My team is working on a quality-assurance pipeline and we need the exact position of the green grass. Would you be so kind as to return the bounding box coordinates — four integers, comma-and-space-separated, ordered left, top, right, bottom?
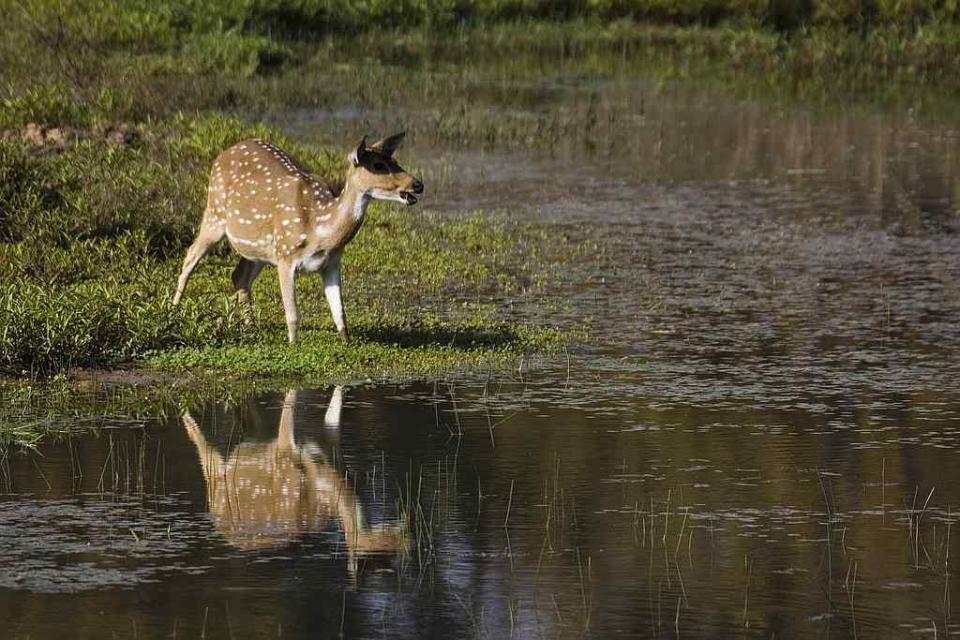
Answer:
0, 110, 566, 379
309, 20, 960, 114
149, 320, 559, 378
2, 6, 958, 382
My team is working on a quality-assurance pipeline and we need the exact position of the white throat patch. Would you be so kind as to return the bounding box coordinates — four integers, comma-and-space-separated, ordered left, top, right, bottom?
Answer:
352, 192, 370, 221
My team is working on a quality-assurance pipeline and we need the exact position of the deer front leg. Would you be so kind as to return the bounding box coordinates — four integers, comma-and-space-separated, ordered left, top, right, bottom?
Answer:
278, 261, 299, 343
323, 256, 348, 342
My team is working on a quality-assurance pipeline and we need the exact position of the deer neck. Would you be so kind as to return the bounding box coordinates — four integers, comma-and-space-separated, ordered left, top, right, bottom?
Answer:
312, 181, 370, 249
337, 182, 370, 224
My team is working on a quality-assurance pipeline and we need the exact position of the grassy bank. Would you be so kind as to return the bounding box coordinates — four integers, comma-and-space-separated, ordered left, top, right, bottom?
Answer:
0, 108, 567, 442
0, 111, 565, 377
2, 1, 959, 442
1, 3, 958, 380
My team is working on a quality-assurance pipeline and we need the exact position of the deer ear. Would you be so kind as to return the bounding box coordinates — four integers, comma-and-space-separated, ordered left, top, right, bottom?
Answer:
369, 131, 405, 157
349, 135, 368, 166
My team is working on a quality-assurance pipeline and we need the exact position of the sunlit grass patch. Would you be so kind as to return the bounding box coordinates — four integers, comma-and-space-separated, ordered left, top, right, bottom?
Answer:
148, 319, 560, 380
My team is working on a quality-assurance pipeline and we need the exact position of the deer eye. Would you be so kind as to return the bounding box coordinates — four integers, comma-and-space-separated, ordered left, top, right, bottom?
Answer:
373, 161, 388, 172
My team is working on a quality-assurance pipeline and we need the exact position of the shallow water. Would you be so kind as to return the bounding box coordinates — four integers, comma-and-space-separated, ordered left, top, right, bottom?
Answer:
4, 62, 960, 638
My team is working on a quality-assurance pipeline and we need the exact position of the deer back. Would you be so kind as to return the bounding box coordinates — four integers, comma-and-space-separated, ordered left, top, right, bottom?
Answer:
206, 139, 336, 264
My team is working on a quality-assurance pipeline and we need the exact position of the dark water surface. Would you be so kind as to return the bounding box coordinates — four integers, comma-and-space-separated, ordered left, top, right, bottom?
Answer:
3, 71, 960, 638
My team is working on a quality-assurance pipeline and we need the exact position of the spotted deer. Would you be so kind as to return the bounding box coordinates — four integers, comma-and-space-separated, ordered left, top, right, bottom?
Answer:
182, 388, 407, 573
172, 133, 423, 342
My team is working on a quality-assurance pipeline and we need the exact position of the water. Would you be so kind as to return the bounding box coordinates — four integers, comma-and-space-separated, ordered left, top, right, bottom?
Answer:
3, 64, 960, 638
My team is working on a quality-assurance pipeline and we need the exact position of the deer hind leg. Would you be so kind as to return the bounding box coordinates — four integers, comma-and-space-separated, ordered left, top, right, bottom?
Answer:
181, 411, 224, 480
231, 258, 265, 322
173, 223, 224, 305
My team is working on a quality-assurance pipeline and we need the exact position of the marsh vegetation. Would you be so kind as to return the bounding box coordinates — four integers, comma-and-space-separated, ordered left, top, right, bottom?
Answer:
2, 1, 957, 384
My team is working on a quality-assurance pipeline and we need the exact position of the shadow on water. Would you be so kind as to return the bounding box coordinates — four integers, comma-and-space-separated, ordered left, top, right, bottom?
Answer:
357, 324, 527, 349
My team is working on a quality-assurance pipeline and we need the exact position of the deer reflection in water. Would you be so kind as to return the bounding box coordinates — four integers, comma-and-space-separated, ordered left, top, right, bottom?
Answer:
182, 388, 406, 573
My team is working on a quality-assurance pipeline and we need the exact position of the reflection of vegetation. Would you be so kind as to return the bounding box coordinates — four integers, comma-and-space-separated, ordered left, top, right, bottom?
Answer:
3, 379, 959, 635
0, 373, 255, 446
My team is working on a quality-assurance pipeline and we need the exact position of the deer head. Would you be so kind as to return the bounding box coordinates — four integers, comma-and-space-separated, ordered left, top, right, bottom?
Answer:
347, 132, 423, 205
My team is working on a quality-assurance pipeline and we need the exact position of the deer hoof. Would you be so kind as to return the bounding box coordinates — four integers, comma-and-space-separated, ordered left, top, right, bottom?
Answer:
338, 328, 349, 343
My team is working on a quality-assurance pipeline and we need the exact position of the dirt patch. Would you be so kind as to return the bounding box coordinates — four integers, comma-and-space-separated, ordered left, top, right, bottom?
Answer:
2, 122, 138, 150
70, 368, 179, 390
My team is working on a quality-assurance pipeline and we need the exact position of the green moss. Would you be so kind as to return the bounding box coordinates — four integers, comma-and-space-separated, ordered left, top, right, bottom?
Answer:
0, 315, 562, 446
